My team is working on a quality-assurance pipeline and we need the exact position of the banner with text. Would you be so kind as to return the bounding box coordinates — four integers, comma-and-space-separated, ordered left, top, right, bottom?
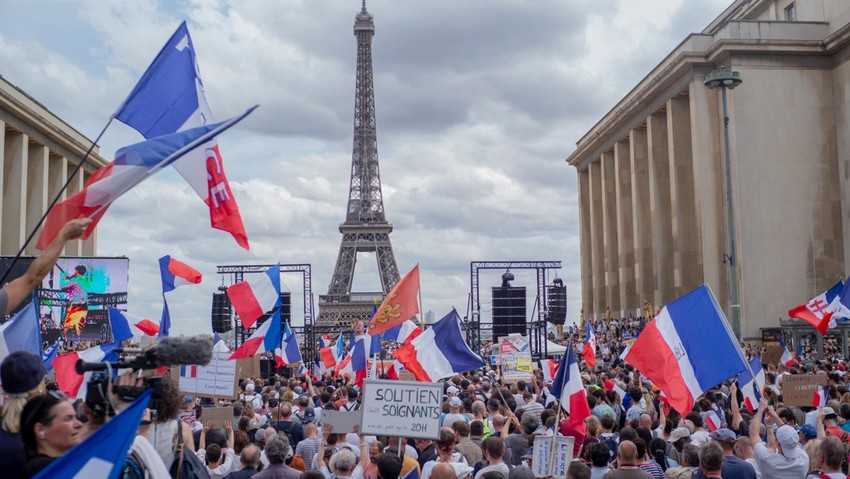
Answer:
500, 334, 533, 382
531, 435, 575, 479
360, 378, 442, 439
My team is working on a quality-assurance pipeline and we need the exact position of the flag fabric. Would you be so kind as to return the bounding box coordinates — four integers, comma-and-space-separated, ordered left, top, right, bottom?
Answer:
337, 336, 369, 388
320, 334, 333, 348
392, 309, 485, 382
213, 332, 230, 353
36, 108, 256, 250
228, 313, 282, 360
114, 21, 249, 249
226, 264, 281, 329
275, 323, 303, 367
778, 336, 795, 367
0, 301, 41, 364
179, 365, 198, 378
383, 320, 423, 344
320, 347, 337, 369
42, 340, 60, 373
788, 280, 844, 334
813, 386, 830, 409
735, 357, 764, 412
108, 308, 160, 341
621, 285, 748, 415
550, 343, 592, 435
368, 265, 420, 335
33, 389, 152, 479
334, 333, 346, 361
704, 410, 722, 432
582, 322, 597, 369
53, 342, 121, 398
539, 359, 559, 384
159, 255, 202, 293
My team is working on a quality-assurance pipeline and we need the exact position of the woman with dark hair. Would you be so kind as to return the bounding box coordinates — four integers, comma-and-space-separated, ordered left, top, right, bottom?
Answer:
19, 392, 83, 478
648, 437, 677, 471
140, 375, 195, 468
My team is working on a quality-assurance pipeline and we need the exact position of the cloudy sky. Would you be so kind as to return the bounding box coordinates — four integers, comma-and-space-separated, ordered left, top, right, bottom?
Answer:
0, 0, 731, 337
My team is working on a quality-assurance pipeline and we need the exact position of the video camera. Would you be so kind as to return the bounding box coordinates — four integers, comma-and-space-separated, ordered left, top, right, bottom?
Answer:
76, 336, 213, 417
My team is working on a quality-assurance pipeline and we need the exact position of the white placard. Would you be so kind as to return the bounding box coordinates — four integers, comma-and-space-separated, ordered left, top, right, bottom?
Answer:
360, 379, 443, 439
322, 410, 363, 433
551, 436, 575, 479
178, 352, 236, 397
531, 435, 575, 478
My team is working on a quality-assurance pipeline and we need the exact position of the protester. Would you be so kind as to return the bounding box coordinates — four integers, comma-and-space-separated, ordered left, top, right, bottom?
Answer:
255, 433, 301, 479
0, 351, 49, 477
224, 443, 262, 479
567, 461, 591, 479
749, 400, 808, 478
697, 442, 724, 479
19, 392, 84, 478
141, 375, 196, 468
605, 440, 652, 479
197, 420, 237, 478
475, 436, 509, 479
423, 430, 468, 479
806, 436, 845, 479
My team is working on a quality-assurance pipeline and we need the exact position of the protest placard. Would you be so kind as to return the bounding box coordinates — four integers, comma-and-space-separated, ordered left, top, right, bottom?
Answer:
531, 435, 575, 478
202, 406, 233, 428
322, 409, 363, 433
174, 352, 241, 399
499, 334, 533, 382
761, 346, 785, 366
781, 374, 828, 406
360, 378, 442, 439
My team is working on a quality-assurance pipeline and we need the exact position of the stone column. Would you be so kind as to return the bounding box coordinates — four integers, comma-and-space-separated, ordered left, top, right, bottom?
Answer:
630, 126, 655, 312
3, 130, 28, 253
667, 97, 702, 297
25, 143, 49, 255
601, 150, 620, 317
81, 171, 96, 256
64, 160, 85, 257
48, 154, 69, 255
588, 160, 605, 317
614, 139, 636, 316
578, 168, 593, 318
647, 112, 674, 307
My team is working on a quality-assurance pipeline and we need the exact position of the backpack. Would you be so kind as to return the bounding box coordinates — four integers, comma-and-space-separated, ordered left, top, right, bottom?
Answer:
169, 423, 210, 479
279, 421, 297, 449
342, 401, 360, 411
120, 450, 145, 479
598, 433, 618, 462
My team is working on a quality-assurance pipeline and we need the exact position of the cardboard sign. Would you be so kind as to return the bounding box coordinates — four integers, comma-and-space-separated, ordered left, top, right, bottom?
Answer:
499, 334, 533, 382
360, 379, 442, 439
398, 370, 416, 381
172, 353, 259, 400
202, 406, 233, 428
531, 435, 575, 478
322, 409, 363, 433
781, 374, 828, 406
761, 346, 786, 366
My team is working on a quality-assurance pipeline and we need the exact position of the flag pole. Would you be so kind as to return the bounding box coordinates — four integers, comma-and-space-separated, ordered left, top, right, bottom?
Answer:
0, 117, 115, 286
415, 263, 423, 328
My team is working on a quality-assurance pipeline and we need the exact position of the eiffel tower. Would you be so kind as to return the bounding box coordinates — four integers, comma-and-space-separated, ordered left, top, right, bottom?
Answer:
317, 1, 400, 328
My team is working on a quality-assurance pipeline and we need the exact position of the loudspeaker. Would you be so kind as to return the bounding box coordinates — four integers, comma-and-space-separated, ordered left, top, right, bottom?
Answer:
546, 283, 567, 325
259, 359, 277, 379
211, 291, 232, 333
492, 286, 526, 339
256, 292, 292, 328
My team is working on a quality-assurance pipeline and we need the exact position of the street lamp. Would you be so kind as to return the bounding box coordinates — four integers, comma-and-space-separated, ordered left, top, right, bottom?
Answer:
704, 66, 743, 339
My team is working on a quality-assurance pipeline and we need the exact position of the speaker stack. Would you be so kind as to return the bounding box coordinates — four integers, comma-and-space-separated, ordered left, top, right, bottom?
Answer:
491, 286, 526, 339
546, 279, 567, 326
211, 288, 232, 333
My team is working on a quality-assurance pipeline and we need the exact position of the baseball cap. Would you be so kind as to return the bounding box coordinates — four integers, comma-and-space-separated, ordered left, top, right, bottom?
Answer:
449, 397, 463, 408
823, 406, 837, 418
245, 383, 255, 392
0, 351, 46, 395
669, 427, 691, 442
776, 425, 800, 459
447, 386, 459, 396
304, 407, 316, 421
797, 424, 817, 440
709, 428, 736, 442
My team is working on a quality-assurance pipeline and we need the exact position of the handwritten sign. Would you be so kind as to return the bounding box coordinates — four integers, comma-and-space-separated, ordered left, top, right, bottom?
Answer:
781, 374, 828, 406
531, 435, 575, 478
499, 334, 533, 382
360, 378, 442, 439
322, 409, 362, 433
175, 352, 239, 399
202, 406, 233, 428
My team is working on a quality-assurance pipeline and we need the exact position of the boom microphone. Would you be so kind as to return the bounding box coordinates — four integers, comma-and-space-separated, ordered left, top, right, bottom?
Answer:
75, 336, 213, 375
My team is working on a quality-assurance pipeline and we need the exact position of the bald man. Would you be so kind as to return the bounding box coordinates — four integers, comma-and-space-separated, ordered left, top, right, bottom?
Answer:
431, 462, 456, 479
610, 441, 652, 479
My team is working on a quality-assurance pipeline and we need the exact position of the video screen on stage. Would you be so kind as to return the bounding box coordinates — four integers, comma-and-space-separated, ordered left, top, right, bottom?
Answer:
40, 257, 130, 342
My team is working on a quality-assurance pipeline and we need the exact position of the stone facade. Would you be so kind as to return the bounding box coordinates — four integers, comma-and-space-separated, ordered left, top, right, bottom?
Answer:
567, 0, 850, 340
0, 76, 106, 256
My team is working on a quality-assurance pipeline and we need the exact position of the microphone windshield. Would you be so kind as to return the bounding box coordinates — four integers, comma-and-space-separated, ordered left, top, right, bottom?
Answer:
147, 336, 213, 367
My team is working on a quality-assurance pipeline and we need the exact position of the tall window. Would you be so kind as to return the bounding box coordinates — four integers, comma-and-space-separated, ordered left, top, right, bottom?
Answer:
785, 2, 797, 21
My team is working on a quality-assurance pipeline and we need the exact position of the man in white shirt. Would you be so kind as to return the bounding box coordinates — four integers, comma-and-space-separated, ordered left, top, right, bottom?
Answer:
750, 401, 808, 478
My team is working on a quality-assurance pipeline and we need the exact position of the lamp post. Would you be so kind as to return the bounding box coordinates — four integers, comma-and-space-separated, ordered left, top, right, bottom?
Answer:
704, 66, 743, 339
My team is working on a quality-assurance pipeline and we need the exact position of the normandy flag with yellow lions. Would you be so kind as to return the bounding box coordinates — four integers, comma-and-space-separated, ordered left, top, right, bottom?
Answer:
367, 265, 420, 336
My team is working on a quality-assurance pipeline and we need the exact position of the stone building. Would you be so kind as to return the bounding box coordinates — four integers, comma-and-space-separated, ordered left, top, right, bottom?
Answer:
0, 75, 105, 256
566, 0, 850, 340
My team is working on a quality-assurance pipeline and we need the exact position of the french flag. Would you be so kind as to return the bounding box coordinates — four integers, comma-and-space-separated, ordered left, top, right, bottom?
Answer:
0, 301, 41, 365
622, 285, 748, 415
319, 334, 333, 348
227, 264, 280, 328
213, 332, 230, 352
275, 323, 303, 368
735, 357, 764, 412
228, 312, 282, 360
704, 410, 722, 432
551, 343, 592, 435
788, 280, 844, 334
813, 386, 830, 409
582, 322, 597, 369
115, 21, 249, 250
42, 340, 60, 373
159, 255, 202, 292
779, 336, 795, 367
36, 109, 256, 250
392, 309, 485, 382
53, 342, 121, 398
109, 308, 160, 341
180, 365, 198, 378
539, 359, 559, 384
382, 320, 423, 344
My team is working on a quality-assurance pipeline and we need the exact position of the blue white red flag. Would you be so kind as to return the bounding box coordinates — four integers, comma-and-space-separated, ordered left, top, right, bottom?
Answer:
275, 323, 303, 367
0, 300, 41, 366
622, 285, 748, 415
392, 309, 485, 382
36, 108, 256, 250
109, 308, 160, 341
813, 386, 830, 409
213, 332, 230, 352
159, 255, 202, 337
779, 336, 795, 367
582, 322, 597, 369
735, 357, 764, 412
789, 280, 844, 334
33, 389, 152, 479
52, 342, 121, 398
383, 320, 423, 345
42, 340, 60, 373
320, 334, 333, 348
551, 343, 592, 435
228, 309, 282, 361
704, 410, 722, 432
226, 264, 281, 329
115, 22, 249, 250
539, 359, 559, 384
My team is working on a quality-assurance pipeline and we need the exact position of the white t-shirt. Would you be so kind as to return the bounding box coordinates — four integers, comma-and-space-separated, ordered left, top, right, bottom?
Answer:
421, 454, 468, 479
753, 442, 808, 479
